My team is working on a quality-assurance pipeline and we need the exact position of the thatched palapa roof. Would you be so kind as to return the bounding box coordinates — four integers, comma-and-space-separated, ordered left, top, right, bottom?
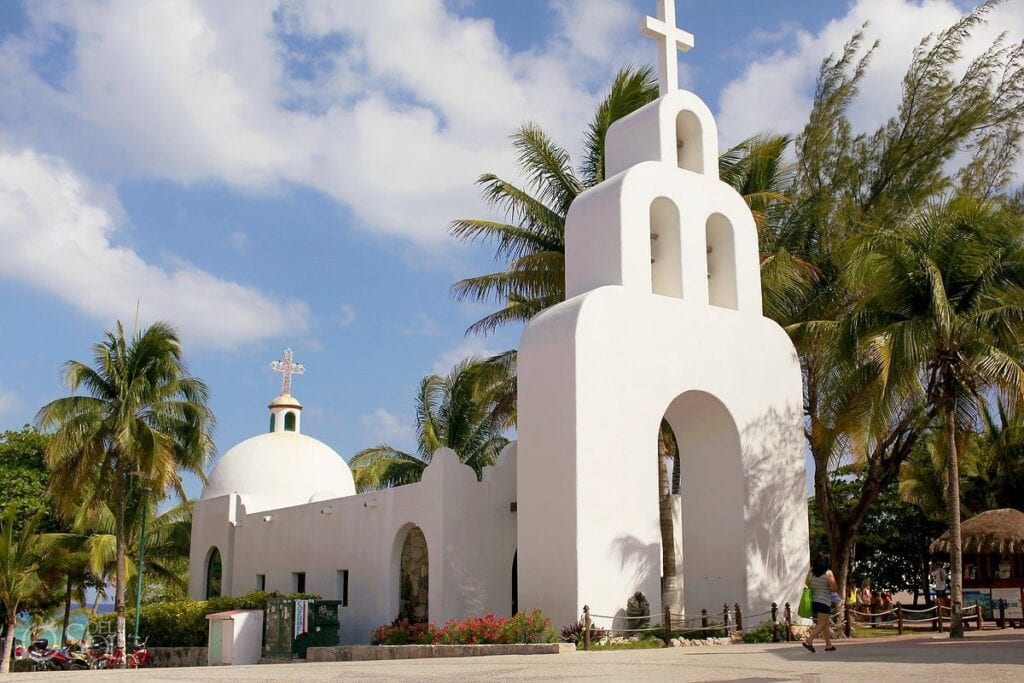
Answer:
931, 508, 1024, 555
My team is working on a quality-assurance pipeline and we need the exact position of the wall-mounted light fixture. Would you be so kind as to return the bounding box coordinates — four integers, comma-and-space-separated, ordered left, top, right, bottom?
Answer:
262, 515, 273, 523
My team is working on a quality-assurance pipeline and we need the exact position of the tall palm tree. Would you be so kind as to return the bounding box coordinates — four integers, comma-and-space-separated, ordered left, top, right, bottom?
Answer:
350, 358, 510, 491
449, 66, 658, 336
845, 195, 1024, 637
77, 499, 193, 605
36, 321, 214, 663
0, 507, 63, 674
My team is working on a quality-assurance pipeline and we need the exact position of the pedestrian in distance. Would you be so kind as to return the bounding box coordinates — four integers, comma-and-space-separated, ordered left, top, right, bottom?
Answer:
802, 554, 839, 653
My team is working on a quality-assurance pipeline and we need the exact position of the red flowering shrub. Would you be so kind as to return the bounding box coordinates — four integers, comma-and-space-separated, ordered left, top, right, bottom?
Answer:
371, 618, 438, 645
371, 609, 557, 645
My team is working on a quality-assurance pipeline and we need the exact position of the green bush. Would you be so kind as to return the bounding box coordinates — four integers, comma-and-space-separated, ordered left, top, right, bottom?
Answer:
88, 590, 319, 647
742, 620, 775, 644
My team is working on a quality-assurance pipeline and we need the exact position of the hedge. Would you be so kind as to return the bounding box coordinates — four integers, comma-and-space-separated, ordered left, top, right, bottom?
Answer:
372, 609, 558, 645
88, 590, 319, 647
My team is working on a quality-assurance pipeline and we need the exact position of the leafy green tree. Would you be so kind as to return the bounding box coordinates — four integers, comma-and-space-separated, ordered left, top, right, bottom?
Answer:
0, 427, 58, 532
36, 321, 215, 662
350, 358, 510, 491
846, 195, 1024, 636
780, 3, 1024, 601
0, 508, 64, 674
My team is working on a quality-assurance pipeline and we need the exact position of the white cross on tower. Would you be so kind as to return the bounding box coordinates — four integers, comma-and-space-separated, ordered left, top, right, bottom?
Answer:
641, 0, 694, 95
270, 348, 305, 396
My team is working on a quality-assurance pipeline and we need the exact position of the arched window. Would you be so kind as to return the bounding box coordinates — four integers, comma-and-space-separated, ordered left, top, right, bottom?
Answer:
650, 197, 682, 298
676, 110, 704, 174
284, 412, 296, 432
206, 548, 222, 599
706, 213, 738, 309
269, 414, 276, 433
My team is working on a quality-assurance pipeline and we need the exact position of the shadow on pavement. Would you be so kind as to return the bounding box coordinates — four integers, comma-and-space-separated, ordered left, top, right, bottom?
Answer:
767, 630, 1024, 666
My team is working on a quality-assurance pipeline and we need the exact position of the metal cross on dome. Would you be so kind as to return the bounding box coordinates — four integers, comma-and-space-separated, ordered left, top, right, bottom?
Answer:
641, 0, 694, 95
270, 348, 305, 396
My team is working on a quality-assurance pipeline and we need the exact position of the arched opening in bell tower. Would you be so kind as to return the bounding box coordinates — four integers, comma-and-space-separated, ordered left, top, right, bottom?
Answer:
660, 391, 746, 617
706, 213, 738, 310
649, 197, 682, 298
675, 110, 705, 174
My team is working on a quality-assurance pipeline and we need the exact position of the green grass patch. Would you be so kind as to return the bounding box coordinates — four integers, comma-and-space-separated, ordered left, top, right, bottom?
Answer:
850, 626, 901, 638
589, 638, 666, 651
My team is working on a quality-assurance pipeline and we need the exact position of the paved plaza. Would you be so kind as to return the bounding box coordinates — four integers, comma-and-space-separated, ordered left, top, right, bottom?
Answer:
14, 631, 1024, 682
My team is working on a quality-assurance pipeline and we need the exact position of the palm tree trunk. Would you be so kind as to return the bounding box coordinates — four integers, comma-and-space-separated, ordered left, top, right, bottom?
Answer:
659, 421, 681, 616
945, 403, 964, 638
1, 612, 16, 675
115, 493, 128, 667
61, 574, 73, 647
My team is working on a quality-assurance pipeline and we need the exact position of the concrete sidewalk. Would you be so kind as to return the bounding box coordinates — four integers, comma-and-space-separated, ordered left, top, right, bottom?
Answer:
13, 630, 1024, 682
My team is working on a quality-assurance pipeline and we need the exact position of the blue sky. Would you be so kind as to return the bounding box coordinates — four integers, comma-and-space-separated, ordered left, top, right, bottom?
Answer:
0, 0, 1020, 502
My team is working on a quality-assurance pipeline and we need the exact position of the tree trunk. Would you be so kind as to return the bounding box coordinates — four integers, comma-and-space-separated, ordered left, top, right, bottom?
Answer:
115, 494, 128, 667
659, 421, 682, 617
945, 403, 964, 638
61, 574, 73, 647
1, 612, 16, 675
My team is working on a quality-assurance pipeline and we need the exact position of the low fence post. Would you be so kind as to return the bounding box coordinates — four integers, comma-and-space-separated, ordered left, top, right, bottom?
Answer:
771, 602, 779, 643
663, 604, 672, 648
937, 603, 944, 633
974, 602, 982, 631
896, 603, 903, 635
735, 603, 743, 633
844, 602, 852, 637
583, 605, 591, 651
784, 602, 792, 642
722, 603, 730, 635
701, 609, 708, 630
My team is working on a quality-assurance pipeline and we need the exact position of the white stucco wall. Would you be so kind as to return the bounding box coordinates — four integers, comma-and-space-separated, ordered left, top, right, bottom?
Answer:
189, 447, 518, 644
516, 88, 809, 630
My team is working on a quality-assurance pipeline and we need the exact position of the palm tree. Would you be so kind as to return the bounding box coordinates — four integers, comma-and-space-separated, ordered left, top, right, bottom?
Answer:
36, 321, 214, 663
449, 66, 658, 335
350, 358, 510, 491
78, 499, 193, 606
0, 507, 63, 674
845, 195, 1024, 637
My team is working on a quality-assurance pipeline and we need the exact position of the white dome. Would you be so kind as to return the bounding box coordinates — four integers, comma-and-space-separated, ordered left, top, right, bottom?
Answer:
202, 431, 356, 502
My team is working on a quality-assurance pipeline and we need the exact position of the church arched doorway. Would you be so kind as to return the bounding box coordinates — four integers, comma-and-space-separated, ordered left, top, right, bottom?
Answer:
661, 390, 745, 617
397, 525, 428, 623
205, 547, 222, 599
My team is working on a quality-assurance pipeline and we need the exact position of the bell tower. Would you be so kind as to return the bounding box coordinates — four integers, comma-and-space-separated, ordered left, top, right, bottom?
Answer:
516, 0, 809, 629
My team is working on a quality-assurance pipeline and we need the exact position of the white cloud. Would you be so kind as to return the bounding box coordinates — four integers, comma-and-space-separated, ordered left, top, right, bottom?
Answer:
0, 0, 644, 243
0, 387, 17, 414
0, 149, 311, 349
229, 230, 250, 251
360, 408, 415, 449
431, 336, 498, 375
336, 303, 356, 327
716, 0, 1024, 154
402, 311, 441, 338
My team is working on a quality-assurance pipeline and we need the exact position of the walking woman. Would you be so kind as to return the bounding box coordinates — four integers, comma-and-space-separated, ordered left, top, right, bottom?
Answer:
802, 554, 838, 653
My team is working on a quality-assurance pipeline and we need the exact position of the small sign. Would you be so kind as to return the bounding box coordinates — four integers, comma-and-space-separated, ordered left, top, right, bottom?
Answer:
992, 588, 1024, 620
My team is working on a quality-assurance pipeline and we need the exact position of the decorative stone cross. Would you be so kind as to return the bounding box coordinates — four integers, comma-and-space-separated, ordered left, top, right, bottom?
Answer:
270, 348, 305, 396
641, 0, 694, 95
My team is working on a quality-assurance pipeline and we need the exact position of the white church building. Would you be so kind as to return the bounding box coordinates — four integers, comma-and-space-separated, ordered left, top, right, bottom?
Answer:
189, 0, 809, 644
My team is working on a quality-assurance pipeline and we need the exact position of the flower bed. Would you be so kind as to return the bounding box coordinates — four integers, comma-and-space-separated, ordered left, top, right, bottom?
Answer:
371, 609, 557, 646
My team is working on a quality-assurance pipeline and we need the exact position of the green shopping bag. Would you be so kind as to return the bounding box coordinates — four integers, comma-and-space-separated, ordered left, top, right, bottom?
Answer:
798, 587, 813, 619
